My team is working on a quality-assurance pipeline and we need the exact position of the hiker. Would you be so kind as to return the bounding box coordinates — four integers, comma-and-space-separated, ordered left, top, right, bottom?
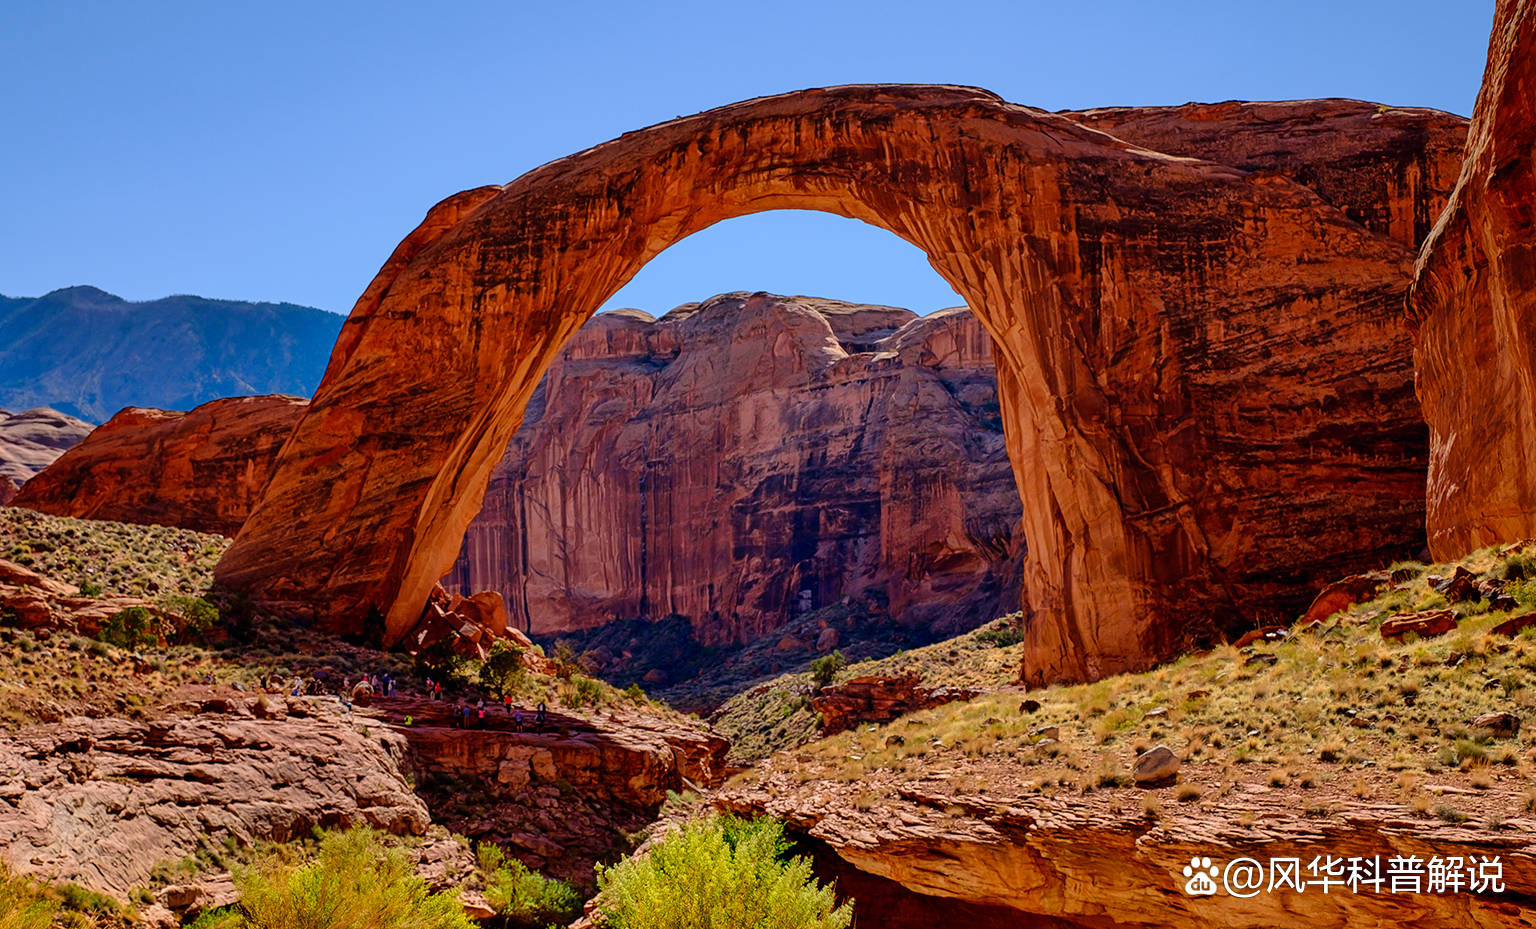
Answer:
426, 677, 436, 699
513, 708, 524, 732
476, 703, 486, 728
536, 701, 547, 728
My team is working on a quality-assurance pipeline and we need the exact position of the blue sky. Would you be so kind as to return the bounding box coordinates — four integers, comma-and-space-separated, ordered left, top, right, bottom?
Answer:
1, 1, 1495, 318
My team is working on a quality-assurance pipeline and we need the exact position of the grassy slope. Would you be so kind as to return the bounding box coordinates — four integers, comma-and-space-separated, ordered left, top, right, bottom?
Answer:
712, 615, 1024, 765
730, 541, 1536, 824
0, 507, 683, 728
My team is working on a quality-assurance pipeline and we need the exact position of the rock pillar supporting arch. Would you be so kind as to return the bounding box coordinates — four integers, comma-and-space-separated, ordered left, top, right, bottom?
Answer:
216, 85, 1436, 685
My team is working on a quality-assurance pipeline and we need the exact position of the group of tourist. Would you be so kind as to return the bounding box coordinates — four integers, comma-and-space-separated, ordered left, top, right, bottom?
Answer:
447, 696, 547, 730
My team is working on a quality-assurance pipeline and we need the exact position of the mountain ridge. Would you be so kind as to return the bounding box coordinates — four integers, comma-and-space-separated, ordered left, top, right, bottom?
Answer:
0, 286, 344, 422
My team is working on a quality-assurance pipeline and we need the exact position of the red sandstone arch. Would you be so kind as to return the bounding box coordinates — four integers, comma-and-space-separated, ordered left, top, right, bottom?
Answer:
215, 86, 1452, 685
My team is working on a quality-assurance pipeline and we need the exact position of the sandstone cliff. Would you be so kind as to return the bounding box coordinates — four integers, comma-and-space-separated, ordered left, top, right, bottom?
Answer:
442, 293, 1022, 646
1409, 0, 1536, 559
12, 396, 307, 537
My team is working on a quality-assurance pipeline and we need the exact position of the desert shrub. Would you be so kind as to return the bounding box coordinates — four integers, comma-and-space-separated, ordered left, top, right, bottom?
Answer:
1502, 553, 1536, 581
98, 605, 159, 650
232, 826, 472, 929
478, 640, 527, 698
975, 621, 1025, 648
559, 674, 605, 708
479, 850, 581, 928
165, 595, 220, 644
552, 640, 579, 679
809, 650, 847, 689
594, 815, 851, 929
0, 864, 56, 929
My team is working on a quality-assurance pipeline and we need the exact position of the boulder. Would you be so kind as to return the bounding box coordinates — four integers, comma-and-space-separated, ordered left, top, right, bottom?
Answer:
1300, 574, 1388, 627
1471, 712, 1520, 737
1132, 744, 1180, 785
1379, 609, 1459, 641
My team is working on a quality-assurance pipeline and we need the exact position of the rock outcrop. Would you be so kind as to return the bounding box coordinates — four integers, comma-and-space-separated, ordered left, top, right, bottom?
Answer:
443, 294, 1022, 644
0, 407, 93, 490
721, 772, 1536, 929
810, 674, 978, 735
0, 557, 160, 638
368, 695, 728, 884
1409, 0, 1536, 559
215, 86, 1464, 687
13, 396, 307, 536
0, 696, 428, 898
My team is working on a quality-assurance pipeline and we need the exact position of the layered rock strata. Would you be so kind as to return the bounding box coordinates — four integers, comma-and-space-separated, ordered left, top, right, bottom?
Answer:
0, 696, 428, 897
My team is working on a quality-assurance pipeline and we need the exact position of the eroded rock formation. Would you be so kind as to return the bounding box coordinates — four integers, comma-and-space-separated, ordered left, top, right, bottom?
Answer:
370, 695, 729, 884
443, 293, 1022, 645
0, 407, 93, 493
0, 696, 428, 897
13, 396, 307, 536
215, 87, 1464, 686
1409, 0, 1536, 559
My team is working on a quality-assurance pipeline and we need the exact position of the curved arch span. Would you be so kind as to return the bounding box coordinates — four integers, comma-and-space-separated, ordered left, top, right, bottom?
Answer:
216, 85, 1439, 684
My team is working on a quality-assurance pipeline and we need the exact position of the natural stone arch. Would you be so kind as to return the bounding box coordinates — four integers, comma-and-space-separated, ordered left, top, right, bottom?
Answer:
216, 85, 1437, 685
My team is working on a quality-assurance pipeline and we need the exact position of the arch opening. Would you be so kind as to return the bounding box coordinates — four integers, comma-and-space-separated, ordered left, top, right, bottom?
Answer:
216, 86, 1441, 686
440, 279, 1024, 698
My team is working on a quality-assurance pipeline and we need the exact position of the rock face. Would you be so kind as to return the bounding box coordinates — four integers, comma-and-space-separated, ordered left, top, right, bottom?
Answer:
13, 396, 307, 536
215, 87, 1465, 687
0, 696, 428, 897
0, 407, 94, 489
1409, 0, 1536, 559
443, 294, 1022, 645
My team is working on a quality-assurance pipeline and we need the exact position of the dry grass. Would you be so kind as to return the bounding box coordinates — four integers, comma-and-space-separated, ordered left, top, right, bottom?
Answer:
731, 542, 1536, 820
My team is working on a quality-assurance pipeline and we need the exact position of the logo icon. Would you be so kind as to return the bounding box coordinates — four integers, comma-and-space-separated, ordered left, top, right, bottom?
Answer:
1183, 856, 1221, 896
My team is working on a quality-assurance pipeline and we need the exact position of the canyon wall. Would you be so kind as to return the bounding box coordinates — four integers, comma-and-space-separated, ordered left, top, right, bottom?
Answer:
1409, 0, 1536, 559
441, 294, 1022, 644
214, 87, 1460, 685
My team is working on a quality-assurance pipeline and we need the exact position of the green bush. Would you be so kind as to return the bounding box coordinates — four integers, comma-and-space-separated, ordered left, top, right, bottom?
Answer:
594, 815, 851, 929
809, 651, 846, 689
478, 845, 581, 929
478, 640, 527, 698
231, 826, 473, 929
98, 605, 159, 650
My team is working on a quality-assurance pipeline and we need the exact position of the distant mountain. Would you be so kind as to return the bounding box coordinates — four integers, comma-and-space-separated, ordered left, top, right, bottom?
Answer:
0, 286, 345, 422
